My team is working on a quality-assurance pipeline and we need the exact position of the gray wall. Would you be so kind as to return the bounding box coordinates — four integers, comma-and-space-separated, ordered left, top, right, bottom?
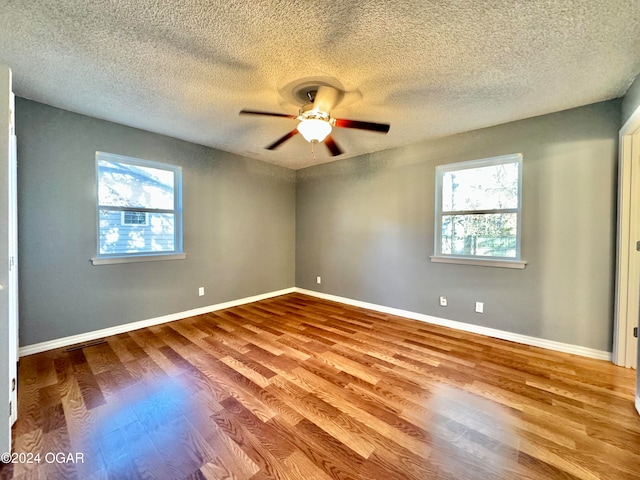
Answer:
16, 97, 624, 352
622, 73, 640, 125
16, 98, 296, 346
296, 100, 621, 352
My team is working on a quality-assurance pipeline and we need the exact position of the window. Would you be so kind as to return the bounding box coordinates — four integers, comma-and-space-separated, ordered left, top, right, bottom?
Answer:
92, 152, 185, 265
432, 153, 524, 268
121, 211, 148, 226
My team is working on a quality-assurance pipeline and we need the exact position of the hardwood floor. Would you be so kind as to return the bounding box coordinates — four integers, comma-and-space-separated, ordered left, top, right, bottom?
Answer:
1, 293, 639, 479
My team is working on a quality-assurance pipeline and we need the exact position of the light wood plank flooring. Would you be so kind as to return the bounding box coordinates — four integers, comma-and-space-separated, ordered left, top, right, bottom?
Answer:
1, 293, 639, 479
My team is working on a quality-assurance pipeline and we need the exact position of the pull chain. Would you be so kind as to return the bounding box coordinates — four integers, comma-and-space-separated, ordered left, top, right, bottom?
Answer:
311, 140, 317, 162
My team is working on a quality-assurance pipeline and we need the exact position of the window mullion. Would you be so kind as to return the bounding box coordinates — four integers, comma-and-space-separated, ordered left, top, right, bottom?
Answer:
98, 205, 175, 214
441, 208, 519, 216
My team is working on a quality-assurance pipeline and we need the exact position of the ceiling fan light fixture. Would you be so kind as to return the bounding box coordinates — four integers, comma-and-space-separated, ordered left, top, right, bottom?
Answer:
297, 119, 332, 143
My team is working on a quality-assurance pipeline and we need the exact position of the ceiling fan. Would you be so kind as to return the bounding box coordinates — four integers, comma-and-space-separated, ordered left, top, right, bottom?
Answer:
239, 85, 390, 156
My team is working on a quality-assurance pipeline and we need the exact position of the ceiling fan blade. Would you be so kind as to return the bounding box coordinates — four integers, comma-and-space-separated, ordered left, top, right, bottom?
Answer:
312, 85, 342, 113
334, 118, 390, 133
240, 109, 297, 119
266, 129, 299, 150
324, 135, 343, 156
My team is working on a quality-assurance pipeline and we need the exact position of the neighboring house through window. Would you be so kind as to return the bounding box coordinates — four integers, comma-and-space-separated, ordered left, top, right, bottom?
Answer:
432, 153, 525, 268
91, 152, 185, 265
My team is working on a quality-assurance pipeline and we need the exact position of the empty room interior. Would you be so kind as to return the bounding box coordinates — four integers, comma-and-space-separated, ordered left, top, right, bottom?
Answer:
1, 1, 640, 479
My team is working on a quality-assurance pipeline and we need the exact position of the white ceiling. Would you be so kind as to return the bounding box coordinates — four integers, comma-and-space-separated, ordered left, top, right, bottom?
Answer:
0, 1, 639, 170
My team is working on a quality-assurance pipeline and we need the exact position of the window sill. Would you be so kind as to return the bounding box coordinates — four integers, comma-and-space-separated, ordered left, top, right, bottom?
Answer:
430, 256, 526, 269
91, 252, 187, 265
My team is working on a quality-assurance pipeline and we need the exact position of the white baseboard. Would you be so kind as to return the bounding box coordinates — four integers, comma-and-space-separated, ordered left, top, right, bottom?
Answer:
295, 288, 612, 362
636, 396, 640, 416
20, 286, 612, 362
19, 287, 296, 357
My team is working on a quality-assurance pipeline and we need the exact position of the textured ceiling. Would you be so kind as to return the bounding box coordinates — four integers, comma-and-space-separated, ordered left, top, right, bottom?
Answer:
0, 1, 639, 169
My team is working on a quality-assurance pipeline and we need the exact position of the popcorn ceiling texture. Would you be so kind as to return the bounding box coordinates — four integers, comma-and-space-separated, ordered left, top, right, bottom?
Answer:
0, 0, 638, 169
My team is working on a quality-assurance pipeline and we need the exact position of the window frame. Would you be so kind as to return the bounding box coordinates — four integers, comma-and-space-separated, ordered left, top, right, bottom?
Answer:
91, 151, 186, 265
431, 153, 525, 269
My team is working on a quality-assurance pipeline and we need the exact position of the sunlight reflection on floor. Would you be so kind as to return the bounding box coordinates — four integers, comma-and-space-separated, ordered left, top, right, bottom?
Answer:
426, 385, 517, 478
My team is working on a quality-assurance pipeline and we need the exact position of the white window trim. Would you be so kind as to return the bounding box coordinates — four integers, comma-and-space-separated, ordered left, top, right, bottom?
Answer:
431, 153, 525, 268
92, 151, 185, 265
91, 252, 187, 266
430, 255, 526, 269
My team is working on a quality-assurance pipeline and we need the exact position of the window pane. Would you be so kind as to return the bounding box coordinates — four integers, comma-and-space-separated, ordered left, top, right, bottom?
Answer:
99, 211, 175, 254
441, 213, 517, 257
442, 162, 519, 212
98, 160, 174, 209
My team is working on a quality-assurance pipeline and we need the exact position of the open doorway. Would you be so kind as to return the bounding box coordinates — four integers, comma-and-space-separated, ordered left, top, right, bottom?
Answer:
612, 97, 640, 414
613, 108, 640, 368
614, 105, 640, 371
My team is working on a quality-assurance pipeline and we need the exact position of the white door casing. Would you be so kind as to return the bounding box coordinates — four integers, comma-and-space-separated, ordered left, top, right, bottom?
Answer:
8, 90, 17, 427
0, 65, 16, 455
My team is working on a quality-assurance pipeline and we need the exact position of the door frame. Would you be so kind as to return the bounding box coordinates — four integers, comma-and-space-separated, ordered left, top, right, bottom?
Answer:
8, 91, 17, 426
0, 65, 16, 455
614, 104, 640, 367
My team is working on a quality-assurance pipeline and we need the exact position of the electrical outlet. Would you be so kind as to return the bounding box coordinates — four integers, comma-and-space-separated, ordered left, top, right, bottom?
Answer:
475, 301, 484, 313
316, 276, 322, 284
439, 296, 448, 307
198, 287, 205, 296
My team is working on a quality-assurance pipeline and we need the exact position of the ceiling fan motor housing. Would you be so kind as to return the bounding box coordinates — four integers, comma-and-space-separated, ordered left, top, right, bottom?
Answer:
299, 103, 331, 123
